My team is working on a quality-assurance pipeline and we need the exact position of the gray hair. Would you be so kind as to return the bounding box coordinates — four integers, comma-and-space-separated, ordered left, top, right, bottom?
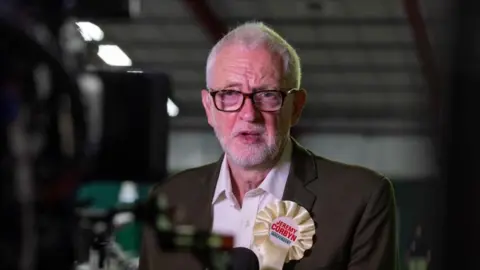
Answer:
205, 21, 302, 89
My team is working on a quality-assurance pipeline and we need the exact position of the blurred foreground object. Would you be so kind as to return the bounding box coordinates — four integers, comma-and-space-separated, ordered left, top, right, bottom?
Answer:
0, 0, 139, 269
1, 1, 239, 270
442, 0, 480, 269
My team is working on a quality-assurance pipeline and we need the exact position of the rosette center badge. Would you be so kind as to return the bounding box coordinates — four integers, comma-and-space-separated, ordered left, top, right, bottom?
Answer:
270, 217, 298, 246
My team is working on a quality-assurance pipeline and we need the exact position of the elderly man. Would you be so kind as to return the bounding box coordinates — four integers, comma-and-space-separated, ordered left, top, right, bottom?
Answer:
139, 22, 398, 270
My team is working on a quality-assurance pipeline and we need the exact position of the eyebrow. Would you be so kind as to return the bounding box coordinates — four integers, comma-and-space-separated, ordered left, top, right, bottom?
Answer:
220, 82, 278, 90
221, 82, 243, 89
252, 85, 277, 91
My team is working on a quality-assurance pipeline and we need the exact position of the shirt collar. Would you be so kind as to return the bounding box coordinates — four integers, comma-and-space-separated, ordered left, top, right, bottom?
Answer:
211, 138, 293, 204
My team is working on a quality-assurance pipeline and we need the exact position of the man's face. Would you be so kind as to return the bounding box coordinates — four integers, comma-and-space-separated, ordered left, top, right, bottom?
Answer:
201, 44, 306, 168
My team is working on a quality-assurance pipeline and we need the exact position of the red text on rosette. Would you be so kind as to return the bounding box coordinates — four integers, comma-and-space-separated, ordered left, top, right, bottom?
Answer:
270, 220, 298, 242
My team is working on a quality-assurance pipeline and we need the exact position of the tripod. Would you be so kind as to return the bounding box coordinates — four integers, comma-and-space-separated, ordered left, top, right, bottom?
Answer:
75, 204, 139, 270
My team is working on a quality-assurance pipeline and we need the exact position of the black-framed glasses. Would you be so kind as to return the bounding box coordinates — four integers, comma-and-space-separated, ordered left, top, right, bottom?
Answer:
208, 88, 300, 112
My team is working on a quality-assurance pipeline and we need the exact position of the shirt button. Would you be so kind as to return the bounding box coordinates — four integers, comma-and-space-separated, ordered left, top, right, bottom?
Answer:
245, 220, 250, 227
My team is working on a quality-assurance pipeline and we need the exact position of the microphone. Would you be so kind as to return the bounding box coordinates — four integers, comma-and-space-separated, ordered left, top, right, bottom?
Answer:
228, 247, 259, 270
250, 200, 316, 270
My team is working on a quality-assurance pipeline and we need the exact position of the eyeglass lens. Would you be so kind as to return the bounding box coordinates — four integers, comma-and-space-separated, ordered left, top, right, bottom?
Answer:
214, 90, 283, 111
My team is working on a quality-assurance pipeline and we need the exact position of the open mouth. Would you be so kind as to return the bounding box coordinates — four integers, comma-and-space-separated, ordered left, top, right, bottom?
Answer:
237, 131, 262, 143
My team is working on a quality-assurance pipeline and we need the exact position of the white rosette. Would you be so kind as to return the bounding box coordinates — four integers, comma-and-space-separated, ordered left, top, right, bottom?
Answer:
250, 200, 315, 270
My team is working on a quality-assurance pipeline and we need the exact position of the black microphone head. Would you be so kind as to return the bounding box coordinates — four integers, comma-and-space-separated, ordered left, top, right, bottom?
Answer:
229, 247, 260, 270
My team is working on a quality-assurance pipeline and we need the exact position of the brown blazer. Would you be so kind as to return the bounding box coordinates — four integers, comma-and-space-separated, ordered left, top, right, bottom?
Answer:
139, 139, 399, 270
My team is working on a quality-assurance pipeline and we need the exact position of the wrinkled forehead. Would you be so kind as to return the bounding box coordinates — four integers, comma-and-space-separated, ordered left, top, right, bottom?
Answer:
209, 44, 286, 89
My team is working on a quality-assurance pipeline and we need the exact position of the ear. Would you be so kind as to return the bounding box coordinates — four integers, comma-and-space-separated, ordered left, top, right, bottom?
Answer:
290, 88, 307, 126
201, 89, 215, 127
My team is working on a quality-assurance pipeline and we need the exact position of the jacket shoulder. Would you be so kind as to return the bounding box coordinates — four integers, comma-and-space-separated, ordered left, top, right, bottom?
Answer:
312, 153, 393, 198
148, 162, 218, 197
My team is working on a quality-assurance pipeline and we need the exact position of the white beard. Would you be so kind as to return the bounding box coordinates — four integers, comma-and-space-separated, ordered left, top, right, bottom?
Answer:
215, 128, 285, 168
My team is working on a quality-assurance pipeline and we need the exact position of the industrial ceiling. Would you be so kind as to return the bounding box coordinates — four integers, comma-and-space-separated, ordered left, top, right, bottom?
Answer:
93, 0, 441, 134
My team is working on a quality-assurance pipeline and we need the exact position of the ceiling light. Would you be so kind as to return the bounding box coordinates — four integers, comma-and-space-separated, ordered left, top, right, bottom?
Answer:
76, 21, 104, 42
97, 45, 132, 66
167, 98, 179, 117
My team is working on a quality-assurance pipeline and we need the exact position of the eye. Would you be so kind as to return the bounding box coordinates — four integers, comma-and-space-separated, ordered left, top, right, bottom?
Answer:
260, 92, 277, 97
256, 91, 281, 99
221, 90, 239, 96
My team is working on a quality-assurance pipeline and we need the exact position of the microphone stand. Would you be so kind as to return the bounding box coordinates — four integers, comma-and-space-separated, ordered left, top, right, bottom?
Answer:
76, 200, 235, 270
76, 205, 137, 270
89, 226, 109, 270
87, 234, 137, 270
76, 207, 115, 270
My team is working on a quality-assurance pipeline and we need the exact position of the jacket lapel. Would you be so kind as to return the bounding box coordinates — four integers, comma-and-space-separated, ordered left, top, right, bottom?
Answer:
282, 138, 317, 213
195, 156, 222, 231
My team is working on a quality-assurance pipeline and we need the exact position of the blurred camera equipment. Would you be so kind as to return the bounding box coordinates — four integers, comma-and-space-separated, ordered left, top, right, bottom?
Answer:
0, 1, 237, 270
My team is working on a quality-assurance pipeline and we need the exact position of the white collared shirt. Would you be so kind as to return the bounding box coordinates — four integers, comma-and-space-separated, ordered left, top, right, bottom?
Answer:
211, 139, 293, 248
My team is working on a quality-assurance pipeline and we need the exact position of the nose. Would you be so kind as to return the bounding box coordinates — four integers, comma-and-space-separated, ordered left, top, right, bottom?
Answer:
239, 96, 259, 122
